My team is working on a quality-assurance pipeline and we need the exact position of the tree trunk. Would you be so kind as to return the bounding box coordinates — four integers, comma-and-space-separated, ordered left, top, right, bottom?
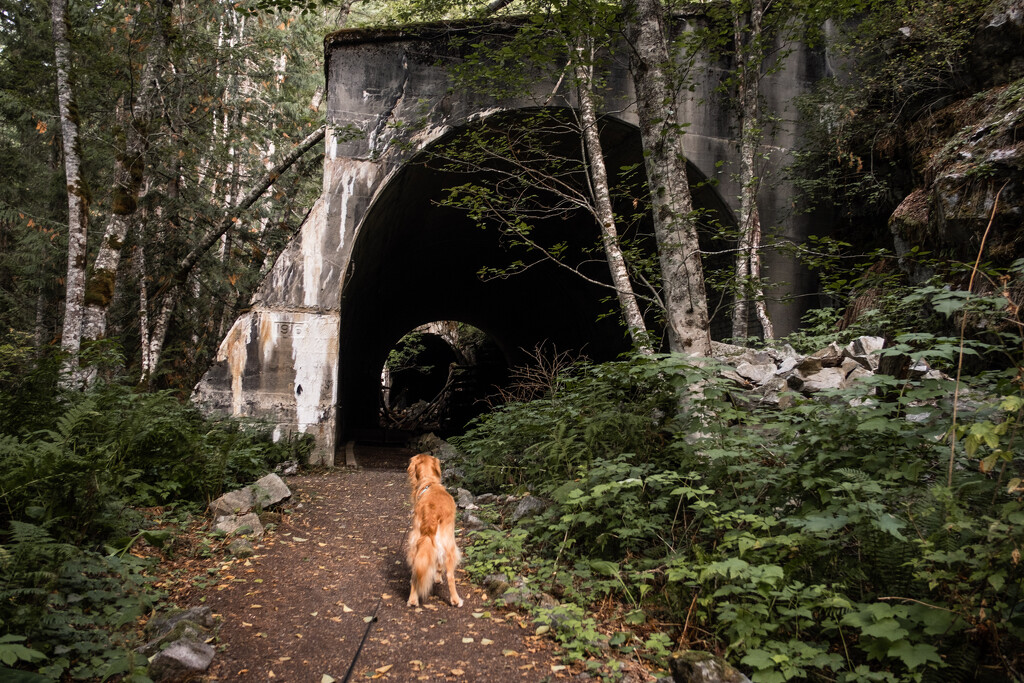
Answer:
81, 1, 169, 350
730, 0, 773, 341
51, 0, 89, 388
576, 55, 652, 354
622, 0, 711, 356
141, 123, 327, 381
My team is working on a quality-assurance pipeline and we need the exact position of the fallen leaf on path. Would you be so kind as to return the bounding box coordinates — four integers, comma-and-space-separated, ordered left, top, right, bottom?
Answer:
293, 537, 308, 542
321, 675, 335, 683
481, 638, 493, 646
375, 665, 393, 674
363, 616, 374, 623
381, 593, 391, 599
268, 671, 276, 678
409, 660, 423, 671
278, 657, 291, 662
451, 669, 464, 676
551, 665, 566, 672
311, 611, 318, 617
535, 625, 550, 635
241, 622, 253, 627
462, 637, 474, 643
502, 650, 518, 657
342, 604, 353, 612
250, 604, 262, 608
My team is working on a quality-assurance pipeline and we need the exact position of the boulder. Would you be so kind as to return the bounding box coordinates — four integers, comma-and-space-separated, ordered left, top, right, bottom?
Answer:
669, 651, 752, 683
250, 473, 291, 509
455, 488, 476, 509
208, 473, 291, 517
735, 362, 776, 385
214, 512, 264, 538
462, 513, 488, 531
137, 619, 208, 657
208, 488, 254, 517
147, 640, 216, 682
228, 538, 256, 558
146, 606, 216, 637
510, 495, 549, 522
800, 367, 848, 393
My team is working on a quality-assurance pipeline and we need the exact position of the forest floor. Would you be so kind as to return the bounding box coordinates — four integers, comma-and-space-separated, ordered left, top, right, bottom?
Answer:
153, 445, 643, 682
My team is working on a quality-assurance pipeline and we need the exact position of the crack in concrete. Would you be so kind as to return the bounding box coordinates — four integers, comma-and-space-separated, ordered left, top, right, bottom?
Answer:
367, 52, 409, 157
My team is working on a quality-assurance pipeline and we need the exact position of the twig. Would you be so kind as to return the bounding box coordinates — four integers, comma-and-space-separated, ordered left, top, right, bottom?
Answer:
948, 180, 1008, 487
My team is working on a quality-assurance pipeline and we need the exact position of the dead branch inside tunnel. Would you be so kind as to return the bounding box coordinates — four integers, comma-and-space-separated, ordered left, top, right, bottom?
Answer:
336, 109, 735, 447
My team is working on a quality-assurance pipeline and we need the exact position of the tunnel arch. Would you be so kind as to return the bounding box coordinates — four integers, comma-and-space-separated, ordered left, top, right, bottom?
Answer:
335, 107, 737, 443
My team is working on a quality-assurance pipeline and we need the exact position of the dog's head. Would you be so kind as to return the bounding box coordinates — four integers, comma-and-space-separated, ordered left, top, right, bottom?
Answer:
407, 453, 442, 491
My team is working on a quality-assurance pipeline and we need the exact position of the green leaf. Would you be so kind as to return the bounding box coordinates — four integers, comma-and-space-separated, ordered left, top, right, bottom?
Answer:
886, 640, 943, 669
589, 560, 619, 577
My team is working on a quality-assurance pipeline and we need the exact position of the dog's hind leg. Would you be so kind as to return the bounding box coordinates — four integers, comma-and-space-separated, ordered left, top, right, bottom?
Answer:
442, 535, 463, 607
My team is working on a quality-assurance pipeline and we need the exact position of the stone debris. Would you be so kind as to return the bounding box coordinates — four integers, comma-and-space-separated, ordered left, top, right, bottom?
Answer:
147, 639, 216, 682
455, 488, 477, 510
208, 473, 291, 541
140, 606, 218, 682
250, 473, 292, 509
214, 511, 264, 538
275, 459, 300, 476
667, 650, 752, 683
706, 335, 952, 407
510, 494, 549, 522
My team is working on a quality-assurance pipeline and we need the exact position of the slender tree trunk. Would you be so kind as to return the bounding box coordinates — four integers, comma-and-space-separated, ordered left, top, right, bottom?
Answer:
135, 237, 152, 382
575, 54, 652, 354
731, 6, 754, 340
622, 0, 711, 356
731, 0, 773, 341
82, 1, 169, 350
51, 0, 89, 387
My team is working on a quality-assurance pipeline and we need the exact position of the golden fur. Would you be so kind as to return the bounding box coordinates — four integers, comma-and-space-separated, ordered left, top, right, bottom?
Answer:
405, 454, 463, 607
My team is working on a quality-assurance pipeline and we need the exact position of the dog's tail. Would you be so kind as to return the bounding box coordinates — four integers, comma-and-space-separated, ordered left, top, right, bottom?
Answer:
410, 532, 438, 601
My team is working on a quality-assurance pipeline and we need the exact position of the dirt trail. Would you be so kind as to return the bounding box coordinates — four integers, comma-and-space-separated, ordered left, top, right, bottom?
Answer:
200, 451, 566, 682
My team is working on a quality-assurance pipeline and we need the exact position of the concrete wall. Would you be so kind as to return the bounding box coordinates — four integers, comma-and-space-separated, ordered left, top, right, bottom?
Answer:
192, 16, 830, 465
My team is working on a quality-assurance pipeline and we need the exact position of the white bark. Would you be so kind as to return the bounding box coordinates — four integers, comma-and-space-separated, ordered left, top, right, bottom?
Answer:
730, 0, 773, 341
575, 54, 652, 354
623, 0, 711, 356
51, 0, 89, 387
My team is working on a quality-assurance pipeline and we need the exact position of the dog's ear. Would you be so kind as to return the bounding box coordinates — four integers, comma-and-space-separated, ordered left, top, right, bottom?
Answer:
432, 456, 442, 480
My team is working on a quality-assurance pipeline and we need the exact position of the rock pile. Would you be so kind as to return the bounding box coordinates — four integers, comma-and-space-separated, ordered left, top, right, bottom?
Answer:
710, 336, 944, 407
208, 472, 292, 545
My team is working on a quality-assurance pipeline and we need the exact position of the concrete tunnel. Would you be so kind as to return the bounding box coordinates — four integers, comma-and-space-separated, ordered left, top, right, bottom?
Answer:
335, 109, 737, 442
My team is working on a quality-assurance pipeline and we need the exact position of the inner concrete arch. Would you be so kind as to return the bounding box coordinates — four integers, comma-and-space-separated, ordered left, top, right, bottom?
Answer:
336, 110, 736, 442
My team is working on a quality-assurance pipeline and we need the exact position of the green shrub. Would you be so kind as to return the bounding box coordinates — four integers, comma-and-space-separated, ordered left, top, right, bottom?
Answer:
453, 344, 1024, 681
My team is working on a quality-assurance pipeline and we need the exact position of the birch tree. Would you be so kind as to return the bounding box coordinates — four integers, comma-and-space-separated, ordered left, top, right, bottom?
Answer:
621, 0, 712, 355
427, 0, 660, 352
81, 0, 171, 350
729, 0, 774, 340
50, 0, 89, 386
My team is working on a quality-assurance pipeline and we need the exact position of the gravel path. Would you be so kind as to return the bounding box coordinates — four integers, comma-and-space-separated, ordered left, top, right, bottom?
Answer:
201, 457, 566, 682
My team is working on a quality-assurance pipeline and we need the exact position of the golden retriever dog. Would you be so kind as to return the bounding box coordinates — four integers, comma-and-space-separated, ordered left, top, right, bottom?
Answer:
405, 453, 463, 608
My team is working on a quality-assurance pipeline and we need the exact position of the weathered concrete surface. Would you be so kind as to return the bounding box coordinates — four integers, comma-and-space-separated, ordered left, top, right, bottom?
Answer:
193, 15, 831, 464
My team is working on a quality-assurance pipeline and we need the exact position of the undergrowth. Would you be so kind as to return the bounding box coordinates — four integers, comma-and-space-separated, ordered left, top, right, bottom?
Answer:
0, 344, 312, 681
451, 294, 1024, 682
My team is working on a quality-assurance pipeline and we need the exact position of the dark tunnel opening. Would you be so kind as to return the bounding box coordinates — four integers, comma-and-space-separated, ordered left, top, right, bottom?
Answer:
336, 109, 736, 447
